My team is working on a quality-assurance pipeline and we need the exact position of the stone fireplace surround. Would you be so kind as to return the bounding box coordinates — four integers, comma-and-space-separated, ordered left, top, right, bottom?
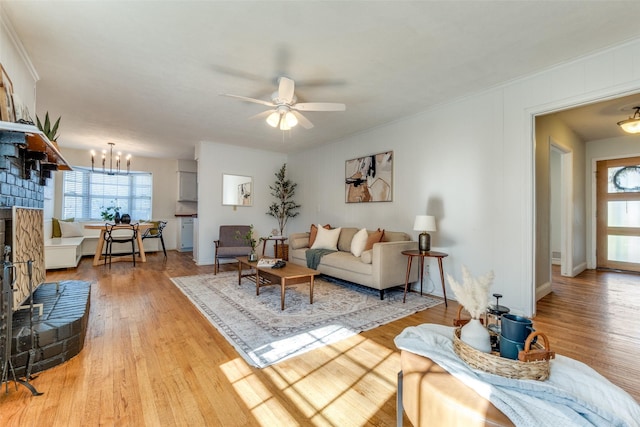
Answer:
0, 121, 89, 390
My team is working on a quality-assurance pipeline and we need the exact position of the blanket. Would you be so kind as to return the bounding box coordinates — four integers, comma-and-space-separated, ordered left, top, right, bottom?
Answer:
305, 248, 336, 269
394, 324, 640, 427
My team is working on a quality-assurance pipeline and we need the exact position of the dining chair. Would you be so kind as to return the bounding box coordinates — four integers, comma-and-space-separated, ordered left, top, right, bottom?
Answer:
141, 220, 167, 257
103, 223, 139, 268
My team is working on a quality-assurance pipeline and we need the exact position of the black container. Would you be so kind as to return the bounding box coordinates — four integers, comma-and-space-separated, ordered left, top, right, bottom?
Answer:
121, 214, 131, 224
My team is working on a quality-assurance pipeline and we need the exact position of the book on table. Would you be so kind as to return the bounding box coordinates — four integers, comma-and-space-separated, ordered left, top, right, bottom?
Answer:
257, 258, 282, 268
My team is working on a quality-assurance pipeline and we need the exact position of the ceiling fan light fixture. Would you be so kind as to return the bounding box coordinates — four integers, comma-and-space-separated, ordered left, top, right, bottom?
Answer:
266, 111, 281, 128
284, 111, 298, 128
617, 106, 640, 134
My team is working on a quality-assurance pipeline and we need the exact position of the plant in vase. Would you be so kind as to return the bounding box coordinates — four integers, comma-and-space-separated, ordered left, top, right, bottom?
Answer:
236, 224, 258, 261
447, 265, 494, 353
100, 202, 121, 222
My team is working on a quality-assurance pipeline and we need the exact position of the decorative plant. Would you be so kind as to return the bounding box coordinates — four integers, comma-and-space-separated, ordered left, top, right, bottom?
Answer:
100, 202, 121, 221
447, 265, 494, 319
266, 163, 301, 236
236, 224, 257, 252
36, 112, 61, 142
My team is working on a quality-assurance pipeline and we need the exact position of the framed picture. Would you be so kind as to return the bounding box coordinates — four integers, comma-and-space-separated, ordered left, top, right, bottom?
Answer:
345, 151, 393, 203
0, 64, 16, 122
238, 182, 252, 206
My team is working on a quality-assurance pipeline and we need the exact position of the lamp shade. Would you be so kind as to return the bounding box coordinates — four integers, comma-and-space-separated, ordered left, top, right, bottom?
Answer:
413, 215, 436, 232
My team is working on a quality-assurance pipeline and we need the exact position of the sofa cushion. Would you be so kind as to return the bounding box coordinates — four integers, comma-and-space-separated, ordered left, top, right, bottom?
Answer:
290, 235, 310, 250
350, 228, 368, 257
311, 226, 341, 250
337, 227, 358, 252
309, 224, 331, 247
59, 220, 84, 238
364, 228, 384, 251
361, 249, 373, 264
382, 230, 410, 242
319, 251, 373, 275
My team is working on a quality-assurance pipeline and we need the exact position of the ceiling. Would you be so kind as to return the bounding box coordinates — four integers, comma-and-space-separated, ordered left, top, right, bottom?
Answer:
4, 1, 640, 160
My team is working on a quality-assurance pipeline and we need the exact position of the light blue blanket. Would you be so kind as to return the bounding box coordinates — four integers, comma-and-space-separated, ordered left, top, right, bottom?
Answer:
395, 324, 640, 427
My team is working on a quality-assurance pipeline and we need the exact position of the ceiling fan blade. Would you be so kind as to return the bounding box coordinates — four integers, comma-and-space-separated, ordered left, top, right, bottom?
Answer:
278, 77, 295, 104
248, 110, 275, 121
293, 102, 346, 112
220, 93, 275, 107
292, 111, 314, 129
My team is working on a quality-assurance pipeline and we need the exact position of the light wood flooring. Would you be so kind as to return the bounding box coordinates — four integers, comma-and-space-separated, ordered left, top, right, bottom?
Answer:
1, 254, 638, 426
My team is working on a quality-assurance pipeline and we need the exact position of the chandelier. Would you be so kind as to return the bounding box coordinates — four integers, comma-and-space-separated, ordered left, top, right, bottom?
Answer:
90, 142, 131, 175
617, 106, 640, 134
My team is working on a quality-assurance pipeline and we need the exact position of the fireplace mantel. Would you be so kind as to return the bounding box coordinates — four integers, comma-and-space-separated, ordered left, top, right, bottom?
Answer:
0, 120, 72, 171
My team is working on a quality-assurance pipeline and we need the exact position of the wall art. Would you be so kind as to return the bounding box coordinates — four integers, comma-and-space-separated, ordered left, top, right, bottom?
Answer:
345, 151, 393, 203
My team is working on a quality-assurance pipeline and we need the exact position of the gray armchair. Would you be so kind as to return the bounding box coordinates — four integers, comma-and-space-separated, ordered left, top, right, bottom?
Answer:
214, 225, 253, 274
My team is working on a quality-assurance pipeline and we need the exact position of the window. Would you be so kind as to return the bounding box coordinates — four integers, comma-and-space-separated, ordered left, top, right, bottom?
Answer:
62, 167, 152, 221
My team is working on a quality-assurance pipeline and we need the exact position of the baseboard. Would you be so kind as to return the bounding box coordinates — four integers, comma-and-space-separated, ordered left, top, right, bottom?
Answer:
536, 281, 552, 301
552, 257, 561, 266
572, 262, 587, 277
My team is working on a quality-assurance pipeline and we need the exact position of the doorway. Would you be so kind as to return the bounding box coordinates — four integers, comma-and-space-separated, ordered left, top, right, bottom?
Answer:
596, 156, 640, 272
550, 141, 573, 278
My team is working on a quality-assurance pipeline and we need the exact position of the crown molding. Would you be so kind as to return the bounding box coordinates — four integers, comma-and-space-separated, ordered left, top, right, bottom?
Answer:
0, 10, 39, 82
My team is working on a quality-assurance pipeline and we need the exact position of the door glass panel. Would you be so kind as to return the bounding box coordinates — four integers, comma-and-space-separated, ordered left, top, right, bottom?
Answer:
608, 201, 640, 227
608, 235, 640, 263
608, 165, 640, 193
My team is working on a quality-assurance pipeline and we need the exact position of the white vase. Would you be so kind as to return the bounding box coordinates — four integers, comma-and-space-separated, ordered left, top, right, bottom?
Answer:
460, 318, 491, 353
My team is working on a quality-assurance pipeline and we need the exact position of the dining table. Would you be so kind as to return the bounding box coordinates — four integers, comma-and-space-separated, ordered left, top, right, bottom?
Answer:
84, 222, 155, 266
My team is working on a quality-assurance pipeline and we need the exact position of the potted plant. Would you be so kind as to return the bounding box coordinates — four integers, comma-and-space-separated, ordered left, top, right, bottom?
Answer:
100, 201, 121, 222
236, 224, 258, 261
36, 112, 61, 143
266, 164, 300, 258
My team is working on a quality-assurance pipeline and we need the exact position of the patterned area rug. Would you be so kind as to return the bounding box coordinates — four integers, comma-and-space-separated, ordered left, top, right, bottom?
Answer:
170, 271, 442, 368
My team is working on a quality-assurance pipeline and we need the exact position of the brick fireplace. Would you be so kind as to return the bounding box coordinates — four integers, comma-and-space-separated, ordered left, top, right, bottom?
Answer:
0, 121, 90, 394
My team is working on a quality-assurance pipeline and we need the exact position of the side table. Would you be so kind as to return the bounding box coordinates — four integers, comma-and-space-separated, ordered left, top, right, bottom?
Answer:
401, 250, 448, 306
261, 236, 288, 260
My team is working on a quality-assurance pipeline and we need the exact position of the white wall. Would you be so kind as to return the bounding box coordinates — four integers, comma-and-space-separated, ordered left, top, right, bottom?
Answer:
195, 141, 287, 265
286, 38, 640, 317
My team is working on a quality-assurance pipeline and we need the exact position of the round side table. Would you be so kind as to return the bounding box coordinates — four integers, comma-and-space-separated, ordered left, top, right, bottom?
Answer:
401, 250, 448, 306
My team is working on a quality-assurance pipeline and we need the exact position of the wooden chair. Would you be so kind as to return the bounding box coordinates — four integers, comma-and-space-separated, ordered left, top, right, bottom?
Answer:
214, 225, 252, 274
103, 223, 139, 268
141, 220, 167, 257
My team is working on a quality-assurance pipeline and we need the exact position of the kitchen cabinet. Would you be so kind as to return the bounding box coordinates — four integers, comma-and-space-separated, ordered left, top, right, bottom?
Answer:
178, 172, 197, 202
178, 217, 194, 252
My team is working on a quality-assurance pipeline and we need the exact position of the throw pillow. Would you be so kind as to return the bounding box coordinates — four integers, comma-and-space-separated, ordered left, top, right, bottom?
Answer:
59, 220, 84, 238
364, 228, 384, 251
310, 226, 341, 250
52, 217, 75, 238
350, 228, 369, 257
337, 227, 358, 252
309, 223, 331, 247
149, 220, 161, 236
290, 236, 310, 250
360, 249, 373, 264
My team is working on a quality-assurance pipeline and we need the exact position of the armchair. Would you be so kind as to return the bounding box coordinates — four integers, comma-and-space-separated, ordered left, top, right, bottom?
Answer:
214, 225, 253, 274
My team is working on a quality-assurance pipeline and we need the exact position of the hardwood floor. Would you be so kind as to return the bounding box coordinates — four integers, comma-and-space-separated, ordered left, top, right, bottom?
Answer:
1, 254, 638, 426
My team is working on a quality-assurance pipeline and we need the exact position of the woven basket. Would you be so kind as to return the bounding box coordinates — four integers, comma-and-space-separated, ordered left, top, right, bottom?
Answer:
274, 243, 289, 261
453, 327, 553, 381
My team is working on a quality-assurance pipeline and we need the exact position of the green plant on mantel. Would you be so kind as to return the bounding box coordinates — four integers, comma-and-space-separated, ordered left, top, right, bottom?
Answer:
266, 163, 301, 237
36, 112, 61, 142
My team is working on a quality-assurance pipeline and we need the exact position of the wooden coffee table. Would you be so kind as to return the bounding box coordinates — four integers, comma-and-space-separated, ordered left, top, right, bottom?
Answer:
237, 257, 320, 310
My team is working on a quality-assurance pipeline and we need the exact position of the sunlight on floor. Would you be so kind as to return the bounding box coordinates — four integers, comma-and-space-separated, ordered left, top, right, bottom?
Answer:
221, 334, 399, 426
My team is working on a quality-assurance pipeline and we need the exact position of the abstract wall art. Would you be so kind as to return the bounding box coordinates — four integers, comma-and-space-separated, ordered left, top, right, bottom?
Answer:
345, 151, 393, 203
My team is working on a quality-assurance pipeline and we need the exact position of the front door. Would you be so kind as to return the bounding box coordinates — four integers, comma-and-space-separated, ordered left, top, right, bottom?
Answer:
596, 156, 640, 272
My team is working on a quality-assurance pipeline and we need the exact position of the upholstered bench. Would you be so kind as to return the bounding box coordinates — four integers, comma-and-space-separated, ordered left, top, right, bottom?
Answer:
44, 237, 85, 269
397, 350, 513, 427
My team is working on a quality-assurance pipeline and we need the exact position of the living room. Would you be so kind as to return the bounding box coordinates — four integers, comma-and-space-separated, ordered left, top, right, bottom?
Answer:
2, 2, 640, 425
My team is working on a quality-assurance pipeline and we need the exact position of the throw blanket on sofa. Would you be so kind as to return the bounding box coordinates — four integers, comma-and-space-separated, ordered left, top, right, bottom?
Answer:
395, 324, 640, 427
305, 248, 336, 269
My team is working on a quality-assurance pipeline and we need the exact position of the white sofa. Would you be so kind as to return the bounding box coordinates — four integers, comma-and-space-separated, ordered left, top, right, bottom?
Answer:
288, 227, 420, 299
43, 220, 162, 269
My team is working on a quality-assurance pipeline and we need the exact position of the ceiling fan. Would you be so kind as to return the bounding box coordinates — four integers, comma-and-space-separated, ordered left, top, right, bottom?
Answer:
221, 76, 346, 130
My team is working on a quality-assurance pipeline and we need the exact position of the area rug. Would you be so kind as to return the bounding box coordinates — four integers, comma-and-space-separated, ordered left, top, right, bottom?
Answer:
170, 271, 442, 368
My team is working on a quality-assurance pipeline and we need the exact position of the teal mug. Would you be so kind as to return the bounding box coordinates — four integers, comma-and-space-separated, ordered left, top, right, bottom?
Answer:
501, 314, 534, 342
499, 335, 525, 360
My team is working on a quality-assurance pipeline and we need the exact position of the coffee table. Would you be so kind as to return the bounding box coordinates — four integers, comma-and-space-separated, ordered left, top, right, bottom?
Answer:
237, 257, 320, 310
